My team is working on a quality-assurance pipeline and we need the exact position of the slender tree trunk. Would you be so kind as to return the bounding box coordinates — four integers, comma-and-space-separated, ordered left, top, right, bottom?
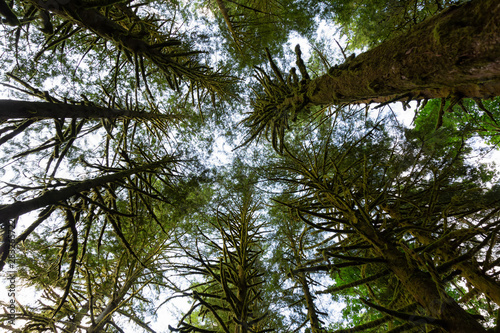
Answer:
0, 100, 177, 120
0, 157, 173, 222
87, 264, 141, 333
288, 232, 324, 333
63, 301, 90, 333
0, 156, 176, 271
235, 263, 249, 333
297, 271, 324, 333
456, 261, 500, 305
25, 0, 227, 92
214, 0, 241, 51
283, 0, 500, 109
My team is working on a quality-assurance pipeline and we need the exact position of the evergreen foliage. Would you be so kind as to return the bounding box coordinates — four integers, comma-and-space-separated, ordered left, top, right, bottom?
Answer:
1, 0, 500, 332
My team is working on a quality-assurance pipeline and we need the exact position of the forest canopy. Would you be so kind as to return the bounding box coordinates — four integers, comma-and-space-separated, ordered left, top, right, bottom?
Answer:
1, 0, 500, 332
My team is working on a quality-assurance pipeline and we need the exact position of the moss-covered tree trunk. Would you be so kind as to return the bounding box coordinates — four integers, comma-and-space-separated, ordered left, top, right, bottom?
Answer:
406, 225, 500, 306
0, 100, 175, 120
214, 0, 241, 51
245, 0, 500, 154
287, 0, 500, 108
22, 0, 229, 94
173, 197, 271, 332
352, 216, 487, 333
0, 157, 174, 223
86, 265, 140, 333
63, 302, 90, 333
288, 230, 324, 333
297, 271, 324, 333
0, 157, 175, 272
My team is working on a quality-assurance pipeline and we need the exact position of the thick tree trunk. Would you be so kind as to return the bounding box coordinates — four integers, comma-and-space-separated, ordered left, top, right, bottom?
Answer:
0, 100, 175, 120
284, 0, 500, 109
406, 226, 500, 306
352, 217, 487, 333
248, 0, 500, 153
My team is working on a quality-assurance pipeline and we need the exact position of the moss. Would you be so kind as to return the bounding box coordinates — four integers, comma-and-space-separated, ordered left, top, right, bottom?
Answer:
432, 23, 441, 46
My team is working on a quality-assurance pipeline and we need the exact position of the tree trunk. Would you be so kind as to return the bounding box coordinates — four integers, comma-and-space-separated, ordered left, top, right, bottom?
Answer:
284, 0, 500, 109
405, 225, 500, 306
352, 216, 487, 333
0, 100, 176, 120
297, 271, 324, 333
288, 231, 324, 333
0, 157, 173, 223
0, 156, 176, 271
87, 264, 141, 333
456, 261, 500, 305
26, 0, 228, 93
214, 0, 241, 51
63, 301, 90, 333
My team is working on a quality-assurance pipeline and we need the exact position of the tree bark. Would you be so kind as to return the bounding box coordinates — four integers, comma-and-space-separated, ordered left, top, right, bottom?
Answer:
0, 156, 176, 271
405, 225, 500, 306
351, 216, 487, 333
214, 0, 242, 51
25, 0, 228, 93
0, 0, 20, 26
288, 231, 324, 333
283, 0, 500, 109
0, 157, 173, 223
63, 301, 90, 333
0, 100, 175, 120
297, 271, 324, 333
87, 268, 139, 333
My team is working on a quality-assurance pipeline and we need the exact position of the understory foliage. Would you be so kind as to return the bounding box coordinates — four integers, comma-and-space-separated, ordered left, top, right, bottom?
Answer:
1, 0, 500, 332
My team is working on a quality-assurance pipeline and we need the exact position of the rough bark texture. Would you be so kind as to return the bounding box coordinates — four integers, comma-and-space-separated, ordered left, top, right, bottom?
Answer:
407, 226, 500, 306
290, 0, 500, 108
352, 216, 487, 333
246, 0, 500, 154
0, 100, 172, 120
